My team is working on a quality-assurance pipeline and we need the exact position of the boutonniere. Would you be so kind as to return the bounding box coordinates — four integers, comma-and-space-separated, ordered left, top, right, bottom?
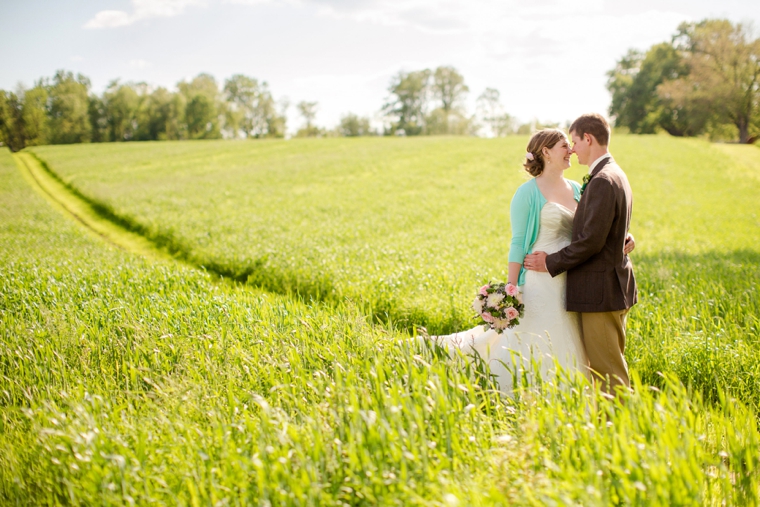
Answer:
580, 173, 592, 195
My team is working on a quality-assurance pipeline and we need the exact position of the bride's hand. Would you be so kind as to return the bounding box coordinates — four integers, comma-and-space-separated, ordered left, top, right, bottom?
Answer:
624, 233, 635, 255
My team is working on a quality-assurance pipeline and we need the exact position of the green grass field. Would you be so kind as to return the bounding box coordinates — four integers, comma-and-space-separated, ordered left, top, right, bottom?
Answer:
2, 137, 760, 504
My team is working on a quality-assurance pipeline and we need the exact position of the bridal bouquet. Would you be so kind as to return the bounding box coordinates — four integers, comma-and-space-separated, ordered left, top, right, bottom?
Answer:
472, 282, 524, 333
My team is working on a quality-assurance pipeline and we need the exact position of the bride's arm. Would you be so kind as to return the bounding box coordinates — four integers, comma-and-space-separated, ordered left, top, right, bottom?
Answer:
507, 184, 531, 287
508, 262, 521, 287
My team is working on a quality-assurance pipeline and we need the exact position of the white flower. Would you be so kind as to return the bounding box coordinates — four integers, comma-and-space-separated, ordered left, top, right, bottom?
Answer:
486, 292, 504, 308
493, 318, 509, 330
472, 298, 484, 314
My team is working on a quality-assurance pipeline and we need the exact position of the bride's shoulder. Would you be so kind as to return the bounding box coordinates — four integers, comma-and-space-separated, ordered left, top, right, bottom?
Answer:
512, 178, 538, 201
565, 178, 581, 190
515, 178, 538, 193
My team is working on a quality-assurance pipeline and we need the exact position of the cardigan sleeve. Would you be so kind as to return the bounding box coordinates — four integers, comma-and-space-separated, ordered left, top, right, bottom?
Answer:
508, 183, 531, 263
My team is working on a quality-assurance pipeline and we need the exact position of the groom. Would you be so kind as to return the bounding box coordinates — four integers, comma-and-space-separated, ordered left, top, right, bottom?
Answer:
524, 113, 637, 394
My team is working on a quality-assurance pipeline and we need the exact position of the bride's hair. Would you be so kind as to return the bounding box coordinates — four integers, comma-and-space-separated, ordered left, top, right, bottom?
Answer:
523, 128, 567, 177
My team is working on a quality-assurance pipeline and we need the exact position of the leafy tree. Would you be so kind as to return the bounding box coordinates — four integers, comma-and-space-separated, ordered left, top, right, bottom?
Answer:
48, 70, 92, 144
178, 73, 222, 139
476, 88, 515, 137
223, 74, 258, 138
659, 20, 760, 143
382, 69, 431, 136
609, 19, 760, 143
88, 94, 109, 143
607, 44, 695, 135
427, 66, 471, 135
21, 82, 50, 146
338, 113, 372, 137
223, 75, 285, 138
131, 86, 171, 141
0, 90, 25, 151
264, 97, 288, 139
103, 80, 141, 141
166, 92, 188, 140
296, 101, 320, 137
431, 66, 468, 114
185, 94, 215, 139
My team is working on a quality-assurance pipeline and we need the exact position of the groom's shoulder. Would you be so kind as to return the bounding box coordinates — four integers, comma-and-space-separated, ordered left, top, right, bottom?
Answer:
599, 157, 626, 179
598, 158, 632, 192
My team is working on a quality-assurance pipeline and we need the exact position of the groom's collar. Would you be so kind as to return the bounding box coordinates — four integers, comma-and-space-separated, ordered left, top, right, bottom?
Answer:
588, 153, 611, 174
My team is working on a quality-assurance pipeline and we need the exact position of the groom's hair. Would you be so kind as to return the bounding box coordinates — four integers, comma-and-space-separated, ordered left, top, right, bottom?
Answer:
570, 113, 610, 146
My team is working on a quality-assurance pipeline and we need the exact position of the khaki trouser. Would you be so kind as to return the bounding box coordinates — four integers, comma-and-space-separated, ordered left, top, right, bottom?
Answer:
580, 309, 630, 394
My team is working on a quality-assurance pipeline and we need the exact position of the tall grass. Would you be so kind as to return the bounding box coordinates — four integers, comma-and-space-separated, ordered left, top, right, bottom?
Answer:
28, 136, 760, 408
2, 139, 760, 504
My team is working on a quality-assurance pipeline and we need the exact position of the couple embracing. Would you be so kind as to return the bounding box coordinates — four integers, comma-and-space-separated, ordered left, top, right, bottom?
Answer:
430, 113, 637, 395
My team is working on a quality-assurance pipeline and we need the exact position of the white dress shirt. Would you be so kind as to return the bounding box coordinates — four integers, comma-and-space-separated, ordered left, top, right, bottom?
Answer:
588, 153, 611, 174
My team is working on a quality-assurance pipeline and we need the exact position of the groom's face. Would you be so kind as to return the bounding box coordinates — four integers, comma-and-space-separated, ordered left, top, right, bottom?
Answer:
570, 131, 590, 166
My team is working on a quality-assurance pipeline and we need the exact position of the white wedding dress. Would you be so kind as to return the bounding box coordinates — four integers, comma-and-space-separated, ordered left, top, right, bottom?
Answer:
426, 202, 589, 392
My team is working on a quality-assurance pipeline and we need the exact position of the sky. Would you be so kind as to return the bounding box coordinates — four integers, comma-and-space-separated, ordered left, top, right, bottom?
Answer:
1, 0, 758, 134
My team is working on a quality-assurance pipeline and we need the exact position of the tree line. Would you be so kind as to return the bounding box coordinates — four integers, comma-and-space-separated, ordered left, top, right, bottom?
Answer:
0, 64, 538, 151
607, 19, 760, 144
0, 71, 288, 151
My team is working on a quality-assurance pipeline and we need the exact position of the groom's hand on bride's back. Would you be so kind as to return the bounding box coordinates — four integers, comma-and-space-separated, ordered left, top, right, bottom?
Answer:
624, 233, 635, 255
524, 251, 548, 272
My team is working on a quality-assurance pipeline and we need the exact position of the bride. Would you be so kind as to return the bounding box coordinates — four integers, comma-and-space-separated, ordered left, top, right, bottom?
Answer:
423, 128, 633, 392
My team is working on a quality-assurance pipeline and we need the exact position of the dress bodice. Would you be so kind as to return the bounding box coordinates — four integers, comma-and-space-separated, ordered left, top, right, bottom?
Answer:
532, 202, 574, 255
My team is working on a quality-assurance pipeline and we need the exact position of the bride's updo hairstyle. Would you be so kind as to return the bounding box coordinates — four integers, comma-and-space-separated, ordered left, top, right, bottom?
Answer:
523, 128, 567, 177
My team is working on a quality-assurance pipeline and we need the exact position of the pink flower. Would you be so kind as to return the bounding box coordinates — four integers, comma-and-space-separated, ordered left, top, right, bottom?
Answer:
526, 152, 534, 161
481, 312, 495, 323
479, 285, 489, 297
506, 284, 519, 297
506, 307, 520, 320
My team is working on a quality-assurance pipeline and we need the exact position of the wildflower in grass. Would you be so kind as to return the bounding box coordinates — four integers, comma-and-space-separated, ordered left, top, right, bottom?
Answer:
473, 281, 524, 333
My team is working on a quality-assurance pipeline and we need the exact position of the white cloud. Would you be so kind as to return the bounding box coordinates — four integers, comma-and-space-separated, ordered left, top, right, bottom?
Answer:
223, 0, 273, 4
84, 0, 205, 29
71, 55, 85, 62
129, 59, 150, 69
84, 10, 133, 29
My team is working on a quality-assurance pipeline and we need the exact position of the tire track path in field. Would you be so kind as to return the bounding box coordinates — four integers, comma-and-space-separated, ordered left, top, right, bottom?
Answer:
13, 151, 270, 290
15, 152, 177, 261
13, 151, 425, 331
13, 152, 363, 316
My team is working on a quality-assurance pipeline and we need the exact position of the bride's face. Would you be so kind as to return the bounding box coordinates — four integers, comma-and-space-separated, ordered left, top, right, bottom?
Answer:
544, 137, 572, 171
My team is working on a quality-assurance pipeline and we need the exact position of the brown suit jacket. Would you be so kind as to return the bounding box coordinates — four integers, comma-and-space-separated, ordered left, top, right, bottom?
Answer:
546, 156, 637, 312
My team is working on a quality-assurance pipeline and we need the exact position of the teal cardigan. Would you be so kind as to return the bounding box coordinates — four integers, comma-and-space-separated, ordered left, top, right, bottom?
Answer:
508, 178, 581, 285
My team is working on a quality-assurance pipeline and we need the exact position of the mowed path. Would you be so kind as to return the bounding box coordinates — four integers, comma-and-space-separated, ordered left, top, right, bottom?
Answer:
16, 151, 184, 262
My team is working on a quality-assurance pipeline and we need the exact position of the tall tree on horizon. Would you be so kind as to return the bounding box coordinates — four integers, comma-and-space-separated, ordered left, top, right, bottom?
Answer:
103, 80, 142, 142
48, 70, 92, 144
296, 100, 319, 137
427, 66, 471, 135
0, 90, 25, 151
383, 69, 431, 136
179, 73, 223, 140
223, 74, 285, 138
476, 88, 515, 137
608, 18, 760, 143
21, 82, 50, 146
659, 19, 760, 143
